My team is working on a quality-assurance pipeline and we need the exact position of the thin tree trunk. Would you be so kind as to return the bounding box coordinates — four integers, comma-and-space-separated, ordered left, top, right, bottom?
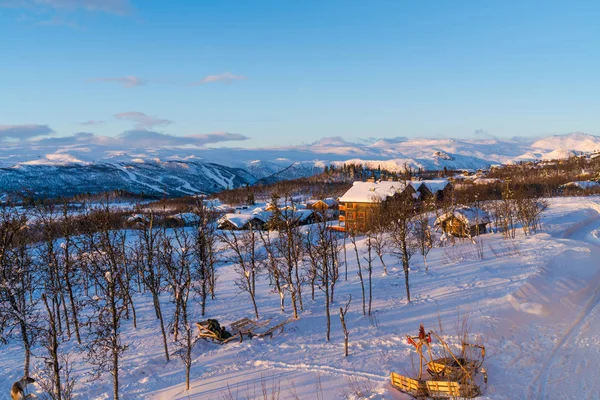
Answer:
343, 234, 348, 281
20, 320, 31, 378
42, 295, 62, 400
378, 251, 388, 275
352, 238, 366, 315
340, 307, 349, 357
66, 279, 82, 344
294, 258, 303, 311
110, 287, 120, 400
402, 242, 411, 302
60, 291, 71, 339
154, 298, 170, 362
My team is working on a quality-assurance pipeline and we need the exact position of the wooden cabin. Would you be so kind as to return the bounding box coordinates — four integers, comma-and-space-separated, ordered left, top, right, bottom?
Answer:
306, 199, 329, 212
435, 207, 490, 238
338, 179, 452, 232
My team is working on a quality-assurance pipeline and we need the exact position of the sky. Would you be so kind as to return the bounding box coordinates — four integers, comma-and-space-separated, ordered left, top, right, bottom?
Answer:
1, 0, 600, 148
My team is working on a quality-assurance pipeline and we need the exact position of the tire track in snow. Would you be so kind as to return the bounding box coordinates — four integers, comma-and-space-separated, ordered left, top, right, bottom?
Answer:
529, 216, 600, 400
529, 284, 600, 399
251, 360, 387, 382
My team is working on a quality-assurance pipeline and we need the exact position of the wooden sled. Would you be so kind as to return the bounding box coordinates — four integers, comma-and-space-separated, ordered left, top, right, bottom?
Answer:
196, 317, 297, 344
254, 317, 297, 339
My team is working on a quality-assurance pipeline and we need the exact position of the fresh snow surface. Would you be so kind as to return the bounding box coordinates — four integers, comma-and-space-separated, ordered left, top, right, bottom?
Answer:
3, 197, 600, 399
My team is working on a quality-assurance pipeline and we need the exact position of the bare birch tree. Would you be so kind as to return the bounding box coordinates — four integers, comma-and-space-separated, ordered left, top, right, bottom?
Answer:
220, 228, 262, 319
133, 211, 169, 361
259, 230, 286, 313
163, 226, 196, 390
0, 205, 39, 378
386, 195, 417, 302
80, 202, 131, 400
349, 231, 366, 315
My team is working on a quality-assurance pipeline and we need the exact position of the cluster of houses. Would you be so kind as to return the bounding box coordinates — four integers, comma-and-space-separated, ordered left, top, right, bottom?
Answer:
217, 198, 338, 231
125, 179, 494, 238
216, 178, 492, 238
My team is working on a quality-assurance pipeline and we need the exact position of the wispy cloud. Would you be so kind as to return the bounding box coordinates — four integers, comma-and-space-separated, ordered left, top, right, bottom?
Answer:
32, 131, 93, 146
114, 111, 172, 129
185, 132, 249, 144
88, 76, 145, 88
191, 72, 247, 86
0, 124, 54, 141
29, 130, 250, 148
1, 0, 133, 15
118, 130, 249, 147
80, 120, 104, 126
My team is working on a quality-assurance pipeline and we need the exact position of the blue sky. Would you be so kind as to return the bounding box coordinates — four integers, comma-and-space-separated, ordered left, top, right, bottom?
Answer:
1, 0, 599, 148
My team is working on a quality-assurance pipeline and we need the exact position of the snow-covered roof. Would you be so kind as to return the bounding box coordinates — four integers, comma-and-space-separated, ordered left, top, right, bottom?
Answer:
339, 181, 411, 203
173, 212, 200, 224
218, 213, 254, 228
412, 179, 451, 193
339, 179, 450, 203
202, 199, 221, 208
127, 214, 148, 223
252, 211, 272, 222
253, 209, 314, 223
435, 207, 491, 226
561, 181, 600, 190
292, 209, 314, 222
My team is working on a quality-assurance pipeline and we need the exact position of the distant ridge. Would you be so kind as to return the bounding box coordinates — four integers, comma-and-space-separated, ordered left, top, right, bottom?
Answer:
0, 132, 597, 197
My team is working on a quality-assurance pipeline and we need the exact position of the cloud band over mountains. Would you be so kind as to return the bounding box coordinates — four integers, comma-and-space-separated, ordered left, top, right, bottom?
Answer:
27, 129, 249, 148
0, 124, 54, 141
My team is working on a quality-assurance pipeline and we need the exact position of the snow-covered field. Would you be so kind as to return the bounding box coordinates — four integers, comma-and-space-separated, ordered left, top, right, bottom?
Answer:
3, 196, 600, 399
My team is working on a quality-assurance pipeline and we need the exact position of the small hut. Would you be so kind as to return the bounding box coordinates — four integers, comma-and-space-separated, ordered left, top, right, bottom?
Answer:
435, 207, 490, 238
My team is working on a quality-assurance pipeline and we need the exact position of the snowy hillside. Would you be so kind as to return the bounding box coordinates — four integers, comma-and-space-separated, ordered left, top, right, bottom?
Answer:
0, 132, 598, 197
3, 196, 600, 399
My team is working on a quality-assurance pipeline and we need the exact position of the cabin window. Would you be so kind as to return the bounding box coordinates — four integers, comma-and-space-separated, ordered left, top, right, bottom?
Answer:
357, 212, 365, 219
345, 203, 355, 209
346, 211, 355, 220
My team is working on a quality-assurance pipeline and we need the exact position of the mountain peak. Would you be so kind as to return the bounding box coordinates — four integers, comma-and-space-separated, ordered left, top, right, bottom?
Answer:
532, 132, 600, 152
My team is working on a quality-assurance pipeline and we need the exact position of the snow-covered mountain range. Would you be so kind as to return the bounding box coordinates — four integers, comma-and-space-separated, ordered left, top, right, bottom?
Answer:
1, 132, 599, 197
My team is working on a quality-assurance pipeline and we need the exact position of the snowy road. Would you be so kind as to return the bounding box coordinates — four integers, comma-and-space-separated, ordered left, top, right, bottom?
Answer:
527, 215, 600, 399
